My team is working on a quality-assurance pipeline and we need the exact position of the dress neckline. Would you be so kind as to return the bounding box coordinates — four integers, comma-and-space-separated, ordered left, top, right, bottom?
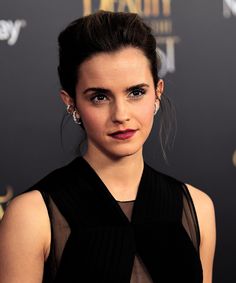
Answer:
117, 199, 135, 203
75, 155, 148, 224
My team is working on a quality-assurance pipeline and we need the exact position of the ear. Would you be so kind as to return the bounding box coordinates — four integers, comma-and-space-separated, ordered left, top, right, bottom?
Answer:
60, 90, 75, 106
156, 79, 164, 101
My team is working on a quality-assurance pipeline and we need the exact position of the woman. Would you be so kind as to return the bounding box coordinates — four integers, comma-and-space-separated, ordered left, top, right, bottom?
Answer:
0, 10, 216, 283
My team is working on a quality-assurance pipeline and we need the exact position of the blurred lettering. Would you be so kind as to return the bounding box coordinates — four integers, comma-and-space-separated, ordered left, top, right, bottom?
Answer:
156, 36, 180, 77
0, 19, 26, 46
223, 0, 236, 17
83, 0, 172, 16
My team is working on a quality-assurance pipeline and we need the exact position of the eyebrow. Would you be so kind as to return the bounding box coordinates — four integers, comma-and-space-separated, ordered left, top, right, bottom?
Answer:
82, 83, 150, 95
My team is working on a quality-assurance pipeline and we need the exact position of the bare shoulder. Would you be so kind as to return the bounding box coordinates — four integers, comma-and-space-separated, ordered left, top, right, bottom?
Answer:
185, 183, 216, 283
0, 190, 51, 258
0, 190, 51, 283
185, 184, 215, 212
185, 183, 216, 237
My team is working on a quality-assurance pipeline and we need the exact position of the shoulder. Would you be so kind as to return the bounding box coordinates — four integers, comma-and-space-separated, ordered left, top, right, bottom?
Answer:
0, 190, 51, 261
185, 183, 215, 220
185, 183, 216, 246
184, 185, 216, 282
0, 190, 51, 281
185, 183, 215, 212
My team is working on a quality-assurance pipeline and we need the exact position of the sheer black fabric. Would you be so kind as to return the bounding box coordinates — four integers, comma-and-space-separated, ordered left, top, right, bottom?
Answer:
24, 156, 203, 283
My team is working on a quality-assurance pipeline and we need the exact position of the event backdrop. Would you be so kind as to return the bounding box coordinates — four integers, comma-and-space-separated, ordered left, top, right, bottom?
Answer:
1, 1, 235, 282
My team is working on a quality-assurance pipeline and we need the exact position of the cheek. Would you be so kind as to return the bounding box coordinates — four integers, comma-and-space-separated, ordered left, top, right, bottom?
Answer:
140, 110, 154, 133
138, 99, 155, 126
142, 105, 154, 120
79, 107, 105, 132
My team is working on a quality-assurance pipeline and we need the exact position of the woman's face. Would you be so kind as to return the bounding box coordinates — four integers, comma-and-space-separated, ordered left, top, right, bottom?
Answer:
62, 47, 163, 160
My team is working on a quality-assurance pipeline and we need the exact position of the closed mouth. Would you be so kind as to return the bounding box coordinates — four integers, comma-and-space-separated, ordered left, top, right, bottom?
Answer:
110, 129, 136, 135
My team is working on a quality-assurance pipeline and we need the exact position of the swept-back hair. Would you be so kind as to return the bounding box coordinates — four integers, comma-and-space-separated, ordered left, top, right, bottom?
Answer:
58, 10, 176, 162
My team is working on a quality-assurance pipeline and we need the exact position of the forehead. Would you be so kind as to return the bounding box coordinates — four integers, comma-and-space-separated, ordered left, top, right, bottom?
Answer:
77, 47, 153, 89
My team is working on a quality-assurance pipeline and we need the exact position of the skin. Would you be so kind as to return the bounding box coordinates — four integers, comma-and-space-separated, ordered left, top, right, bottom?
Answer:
0, 47, 216, 283
61, 47, 163, 200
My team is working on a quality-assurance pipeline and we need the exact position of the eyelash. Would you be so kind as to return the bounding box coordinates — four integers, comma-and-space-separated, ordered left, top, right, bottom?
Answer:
90, 88, 147, 104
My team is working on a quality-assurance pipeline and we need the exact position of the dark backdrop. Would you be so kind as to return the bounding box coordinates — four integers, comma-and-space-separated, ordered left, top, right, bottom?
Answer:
1, 1, 235, 282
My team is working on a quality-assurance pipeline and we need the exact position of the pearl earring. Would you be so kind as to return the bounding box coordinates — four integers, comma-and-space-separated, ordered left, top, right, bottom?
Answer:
66, 104, 82, 125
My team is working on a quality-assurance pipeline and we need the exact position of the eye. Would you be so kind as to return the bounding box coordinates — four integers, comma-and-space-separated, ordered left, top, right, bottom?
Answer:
90, 94, 108, 104
129, 88, 146, 99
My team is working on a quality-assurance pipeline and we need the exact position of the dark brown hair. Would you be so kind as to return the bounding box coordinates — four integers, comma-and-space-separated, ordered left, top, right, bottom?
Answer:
58, 10, 176, 161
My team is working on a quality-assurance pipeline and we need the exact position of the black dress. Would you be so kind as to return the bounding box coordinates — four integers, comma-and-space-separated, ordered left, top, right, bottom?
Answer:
24, 155, 203, 283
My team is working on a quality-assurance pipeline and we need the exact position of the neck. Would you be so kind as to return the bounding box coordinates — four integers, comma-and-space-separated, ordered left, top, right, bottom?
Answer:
83, 149, 144, 201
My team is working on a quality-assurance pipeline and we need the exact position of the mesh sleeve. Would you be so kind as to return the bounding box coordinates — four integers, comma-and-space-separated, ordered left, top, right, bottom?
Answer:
181, 184, 201, 253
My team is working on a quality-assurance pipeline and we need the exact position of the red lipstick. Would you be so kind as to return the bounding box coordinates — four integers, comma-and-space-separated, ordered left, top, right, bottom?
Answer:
109, 129, 137, 140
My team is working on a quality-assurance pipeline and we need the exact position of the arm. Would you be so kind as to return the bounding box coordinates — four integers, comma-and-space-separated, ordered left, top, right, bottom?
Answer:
186, 184, 216, 283
0, 190, 51, 283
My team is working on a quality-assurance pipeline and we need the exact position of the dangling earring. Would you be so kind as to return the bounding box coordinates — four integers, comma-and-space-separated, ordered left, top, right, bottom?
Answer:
72, 110, 82, 125
66, 104, 82, 125
66, 104, 74, 114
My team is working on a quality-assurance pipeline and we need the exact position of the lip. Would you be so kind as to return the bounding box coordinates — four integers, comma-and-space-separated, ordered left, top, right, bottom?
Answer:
109, 128, 136, 135
109, 129, 137, 140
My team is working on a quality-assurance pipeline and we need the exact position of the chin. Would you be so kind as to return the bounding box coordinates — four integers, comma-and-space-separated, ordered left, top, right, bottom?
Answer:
88, 137, 145, 159
102, 145, 143, 159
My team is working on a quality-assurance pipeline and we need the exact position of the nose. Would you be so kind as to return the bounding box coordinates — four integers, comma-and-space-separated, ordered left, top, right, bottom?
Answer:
111, 99, 130, 124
